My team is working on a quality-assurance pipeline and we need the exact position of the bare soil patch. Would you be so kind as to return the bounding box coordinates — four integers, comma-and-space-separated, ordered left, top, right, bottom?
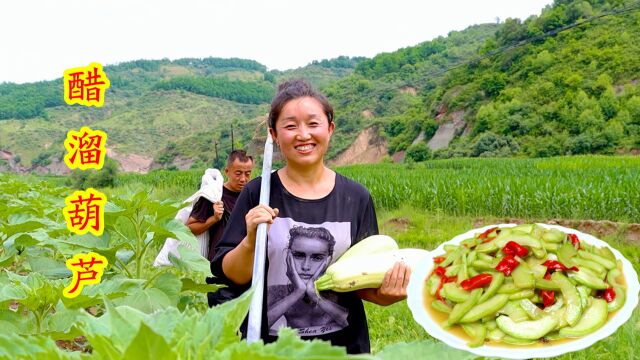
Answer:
383, 217, 411, 232
330, 127, 388, 166
56, 336, 91, 353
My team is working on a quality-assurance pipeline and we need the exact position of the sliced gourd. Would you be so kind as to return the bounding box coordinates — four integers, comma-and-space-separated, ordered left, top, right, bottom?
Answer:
496, 315, 558, 340
559, 299, 608, 338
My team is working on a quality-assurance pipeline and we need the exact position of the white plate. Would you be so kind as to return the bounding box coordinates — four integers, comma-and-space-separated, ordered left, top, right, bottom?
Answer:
407, 223, 640, 359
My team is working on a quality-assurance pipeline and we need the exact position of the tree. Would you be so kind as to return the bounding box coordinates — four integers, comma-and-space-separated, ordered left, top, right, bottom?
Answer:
406, 143, 432, 162
70, 157, 120, 189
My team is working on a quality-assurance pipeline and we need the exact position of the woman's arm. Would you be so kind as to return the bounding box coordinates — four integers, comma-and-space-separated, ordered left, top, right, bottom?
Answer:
221, 204, 279, 285
357, 262, 411, 306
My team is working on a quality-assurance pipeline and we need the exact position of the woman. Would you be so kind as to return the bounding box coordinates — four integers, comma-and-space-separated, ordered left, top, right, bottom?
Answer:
211, 79, 410, 354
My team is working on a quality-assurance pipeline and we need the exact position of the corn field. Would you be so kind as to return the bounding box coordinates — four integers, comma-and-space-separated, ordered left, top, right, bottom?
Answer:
338, 156, 640, 222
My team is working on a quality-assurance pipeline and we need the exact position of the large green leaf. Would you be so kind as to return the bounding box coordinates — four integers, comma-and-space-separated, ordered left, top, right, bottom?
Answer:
168, 244, 212, 279
4, 272, 65, 319
219, 327, 355, 360
61, 277, 145, 309
5, 213, 56, 234
27, 255, 71, 279
4, 229, 57, 249
0, 309, 36, 336
180, 278, 224, 293
80, 299, 145, 354
0, 281, 27, 304
181, 287, 253, 354
0, 333, 82, 359
121, 322, 178, 360
57, 235, 126, 266
42, 301, 89, 340
149, 272, 182, 305
113, 287, 173, 313
0, 246, 17, 267
151, 218, 198, 245
375, 341, 476, 360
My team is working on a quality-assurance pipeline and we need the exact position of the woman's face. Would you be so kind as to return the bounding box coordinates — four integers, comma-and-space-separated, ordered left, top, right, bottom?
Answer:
290, 236, 330, 280
270, 97, 334, 168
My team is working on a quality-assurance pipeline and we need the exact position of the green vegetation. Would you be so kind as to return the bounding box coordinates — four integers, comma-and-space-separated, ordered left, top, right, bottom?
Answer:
0, 172, 481, 359
0, 81, 64, 119
323, 24, 499, 158
5, 155, 639, 357
319, 0, 640, 158
338, 156, 640, 222
154, 76, 274, 104
69, 157, 120, 189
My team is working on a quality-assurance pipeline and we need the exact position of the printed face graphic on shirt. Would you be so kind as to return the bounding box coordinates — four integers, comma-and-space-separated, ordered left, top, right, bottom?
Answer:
290, 235, 331, 280
266, 217, 351, 337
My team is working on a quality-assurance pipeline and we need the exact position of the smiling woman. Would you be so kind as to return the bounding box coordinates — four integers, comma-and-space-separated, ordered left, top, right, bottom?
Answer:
210, 79, 412, 354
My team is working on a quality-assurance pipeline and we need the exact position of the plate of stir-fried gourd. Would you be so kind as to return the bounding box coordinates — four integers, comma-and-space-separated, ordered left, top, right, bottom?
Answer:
407, 223, 639, 359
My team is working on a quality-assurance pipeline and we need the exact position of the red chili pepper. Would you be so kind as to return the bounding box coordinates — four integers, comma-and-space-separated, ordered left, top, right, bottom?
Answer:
433, 266, 446, 277
543, 260, 579, 272
603, 288, 616, 303
502, 241, 529, 258
433, 266, 456, 300
541, 290, 555, 308
568, 234, 580, 249
544, 272, 552, 280
495, 255, 520, 276
433, 256, 445, 264
479, 227, 499, 243
478, 227, 498, 239
460, 273, 493, 291
435, 281, 444, 301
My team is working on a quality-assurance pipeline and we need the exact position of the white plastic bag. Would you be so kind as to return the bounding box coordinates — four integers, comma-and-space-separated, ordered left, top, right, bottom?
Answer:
153, 168, 224, 267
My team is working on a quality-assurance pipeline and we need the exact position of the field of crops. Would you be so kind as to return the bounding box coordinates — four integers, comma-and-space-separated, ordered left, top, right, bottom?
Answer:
118, 155, 640, 222
1, 155, 639, 359
340, 156, 640, 223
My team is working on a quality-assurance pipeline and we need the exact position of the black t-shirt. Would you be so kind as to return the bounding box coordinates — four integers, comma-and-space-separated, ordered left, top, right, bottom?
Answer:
190, 186, 240, 261
211, 170, 378, 354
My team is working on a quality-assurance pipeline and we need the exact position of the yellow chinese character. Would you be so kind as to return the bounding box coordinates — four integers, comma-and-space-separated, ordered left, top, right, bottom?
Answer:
63, 252, 108, 298
63, 188, 107, 236
63, 126, 108, 170
63, 62, 110, 107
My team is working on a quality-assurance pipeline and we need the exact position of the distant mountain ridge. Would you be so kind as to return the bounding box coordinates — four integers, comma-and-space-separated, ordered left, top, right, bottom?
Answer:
1, 0, 639, 174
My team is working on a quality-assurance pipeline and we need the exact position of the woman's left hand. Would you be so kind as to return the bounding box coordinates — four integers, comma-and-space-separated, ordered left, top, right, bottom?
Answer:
374, 261, 411, 304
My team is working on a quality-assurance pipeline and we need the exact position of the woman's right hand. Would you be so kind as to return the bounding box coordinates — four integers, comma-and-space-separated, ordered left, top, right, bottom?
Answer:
243, 204, 279, 249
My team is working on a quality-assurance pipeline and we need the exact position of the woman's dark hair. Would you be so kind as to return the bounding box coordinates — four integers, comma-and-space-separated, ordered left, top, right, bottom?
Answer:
268, 79, 334, 131
287, 225, 336, 256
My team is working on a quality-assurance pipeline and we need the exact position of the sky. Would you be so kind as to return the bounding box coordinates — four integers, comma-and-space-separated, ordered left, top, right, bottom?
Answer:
0, 0, 553, 84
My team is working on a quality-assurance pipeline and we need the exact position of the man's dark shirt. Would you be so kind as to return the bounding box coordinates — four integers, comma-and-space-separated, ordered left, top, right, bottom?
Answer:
189, 186, 240, 261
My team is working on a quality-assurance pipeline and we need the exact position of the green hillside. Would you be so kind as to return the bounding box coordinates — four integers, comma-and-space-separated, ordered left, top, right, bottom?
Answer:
0, 57, 360, 170
1, 0, 639, 173
324, 0, 640, 159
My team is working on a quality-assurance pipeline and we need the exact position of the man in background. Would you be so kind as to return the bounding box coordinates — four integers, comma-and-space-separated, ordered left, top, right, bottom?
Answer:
187, 150, 253, 261
187, 150, 253, 306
